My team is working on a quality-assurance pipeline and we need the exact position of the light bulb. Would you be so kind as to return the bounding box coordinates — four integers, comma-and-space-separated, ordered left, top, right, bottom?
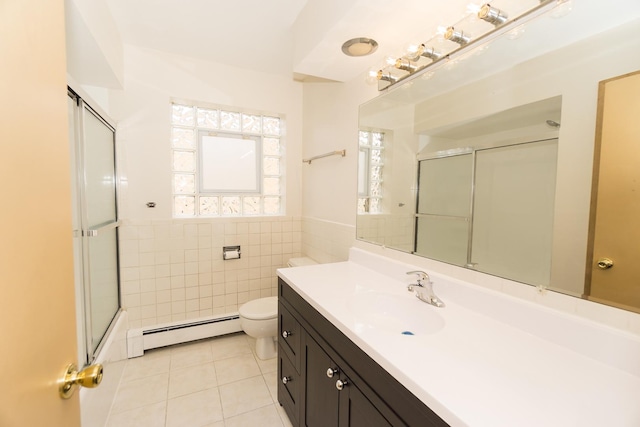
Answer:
384, 56, 397, 66
365, 68, 381, 85
466, 3, 482, 14
403, 43, 422, 61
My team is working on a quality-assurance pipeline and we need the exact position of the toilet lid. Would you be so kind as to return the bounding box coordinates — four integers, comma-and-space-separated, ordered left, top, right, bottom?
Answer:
239, 296, 278, 320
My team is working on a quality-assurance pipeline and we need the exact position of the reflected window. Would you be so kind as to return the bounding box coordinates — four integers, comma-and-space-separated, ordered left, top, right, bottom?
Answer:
171, 102, 284, 217
358, 130, 384, 213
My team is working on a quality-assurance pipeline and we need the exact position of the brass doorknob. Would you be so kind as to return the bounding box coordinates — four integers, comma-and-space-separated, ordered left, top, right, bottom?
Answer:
59, 363, 103, 399
597, 258, 614, 270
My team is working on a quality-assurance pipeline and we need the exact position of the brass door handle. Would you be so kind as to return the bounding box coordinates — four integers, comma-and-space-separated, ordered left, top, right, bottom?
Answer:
59, 363, 103, 399
597, 258, 614, 270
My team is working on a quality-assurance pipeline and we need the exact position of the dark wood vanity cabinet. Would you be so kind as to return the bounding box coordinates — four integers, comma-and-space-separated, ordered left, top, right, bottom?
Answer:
303, 332, 393, 427
277, 278, 449, 427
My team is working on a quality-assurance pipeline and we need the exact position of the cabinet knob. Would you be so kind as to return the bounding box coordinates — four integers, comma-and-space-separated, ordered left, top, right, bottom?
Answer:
326, 367, 339, 378
335, 379, 348, 391
282, 330, 292, 338
282, 376, 292, 384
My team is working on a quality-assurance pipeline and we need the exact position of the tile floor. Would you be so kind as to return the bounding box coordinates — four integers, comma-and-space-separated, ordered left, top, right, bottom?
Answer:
105, 333, 293, 427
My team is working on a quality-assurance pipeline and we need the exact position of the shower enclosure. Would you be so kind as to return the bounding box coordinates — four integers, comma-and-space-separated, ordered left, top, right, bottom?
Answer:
68, 88, 120, 364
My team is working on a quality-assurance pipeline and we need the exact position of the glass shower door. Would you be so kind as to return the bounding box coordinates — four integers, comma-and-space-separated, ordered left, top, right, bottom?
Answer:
69, 89, 120, 363
82, 106, 119, 357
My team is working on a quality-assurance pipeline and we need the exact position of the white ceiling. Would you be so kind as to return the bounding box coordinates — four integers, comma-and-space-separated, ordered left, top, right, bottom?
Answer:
105, 0, 473, 82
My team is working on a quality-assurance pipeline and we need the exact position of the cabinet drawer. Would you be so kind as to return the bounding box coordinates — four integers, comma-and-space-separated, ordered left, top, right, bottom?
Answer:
278, 301, 301, 371
278, 345, 299, 424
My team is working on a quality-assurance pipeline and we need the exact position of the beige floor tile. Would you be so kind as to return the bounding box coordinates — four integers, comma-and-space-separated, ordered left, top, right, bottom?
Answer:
224, 404, 284, 427
210, 332, 252, 360
106, 401, 166, 427
166, 387, 224, 427
169, 361, 217, 398
214, 353, 261, 385
219, 375, 274, 418
263, 370, 278, 402
108, 333, 295, 426
121, 350, 171, 383
257, 354, 277, 374
276, 403, 295, 427
170, 341, 214, 370
110, 372, 169, 414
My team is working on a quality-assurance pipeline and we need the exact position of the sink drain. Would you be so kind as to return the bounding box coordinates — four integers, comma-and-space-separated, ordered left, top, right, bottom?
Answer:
401, 331, 415, 336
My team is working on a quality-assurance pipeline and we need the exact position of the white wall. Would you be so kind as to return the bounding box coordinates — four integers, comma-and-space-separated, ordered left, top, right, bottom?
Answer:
300, 79, 377, 261
110, 45, 303, 220
104, 45, 305, 328
301, 80, 376, 224
65, 0, 124, 89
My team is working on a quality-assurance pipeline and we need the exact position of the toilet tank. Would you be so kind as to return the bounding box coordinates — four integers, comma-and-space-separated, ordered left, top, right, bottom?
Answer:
287, 257, 318, 267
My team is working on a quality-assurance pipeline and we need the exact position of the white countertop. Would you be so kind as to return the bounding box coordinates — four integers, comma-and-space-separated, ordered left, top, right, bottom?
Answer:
277, 252, 640, 427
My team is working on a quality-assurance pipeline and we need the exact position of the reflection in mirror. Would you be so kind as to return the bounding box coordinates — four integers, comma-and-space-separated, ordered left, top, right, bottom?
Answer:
586, 71, 640, 313
357, 2, 640, 313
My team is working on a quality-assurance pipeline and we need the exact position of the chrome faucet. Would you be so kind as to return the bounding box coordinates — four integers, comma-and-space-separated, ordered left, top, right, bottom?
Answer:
406, 270, 445, 308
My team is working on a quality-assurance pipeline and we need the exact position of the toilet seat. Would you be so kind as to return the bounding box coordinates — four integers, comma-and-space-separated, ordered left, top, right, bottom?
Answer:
239, 296, 277, 320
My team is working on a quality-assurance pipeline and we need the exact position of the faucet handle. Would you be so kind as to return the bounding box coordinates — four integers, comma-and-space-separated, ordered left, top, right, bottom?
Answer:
406, 270, 431, 285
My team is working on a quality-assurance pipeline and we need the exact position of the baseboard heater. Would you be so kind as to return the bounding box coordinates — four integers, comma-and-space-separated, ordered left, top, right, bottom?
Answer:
126, 313, 242, 358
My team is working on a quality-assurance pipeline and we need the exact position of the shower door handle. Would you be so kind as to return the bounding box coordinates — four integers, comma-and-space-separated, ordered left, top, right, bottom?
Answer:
84, 220, 121, 237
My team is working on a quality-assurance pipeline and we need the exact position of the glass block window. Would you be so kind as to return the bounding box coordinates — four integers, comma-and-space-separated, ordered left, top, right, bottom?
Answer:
358, 130, 384, 214
171, 102, 284, 217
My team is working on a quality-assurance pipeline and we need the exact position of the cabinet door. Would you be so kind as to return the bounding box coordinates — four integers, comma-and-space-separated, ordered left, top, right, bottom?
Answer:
303, 333, 339, 427
338, 381, 394, 427
278, 345, 299, 424
279, 301, 301, 371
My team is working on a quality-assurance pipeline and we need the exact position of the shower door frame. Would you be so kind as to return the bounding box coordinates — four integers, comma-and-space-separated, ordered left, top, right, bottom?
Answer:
68, 87, 122, 365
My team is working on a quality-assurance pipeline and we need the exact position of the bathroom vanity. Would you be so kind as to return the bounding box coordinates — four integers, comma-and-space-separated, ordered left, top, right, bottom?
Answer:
277, 249, 640, 427
277, 277, 446, 426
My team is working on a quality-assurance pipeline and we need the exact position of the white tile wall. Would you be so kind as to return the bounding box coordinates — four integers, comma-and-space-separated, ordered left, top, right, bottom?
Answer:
119, 217, 302, 329
356, 214, 413, 252
301, 217, 356, 264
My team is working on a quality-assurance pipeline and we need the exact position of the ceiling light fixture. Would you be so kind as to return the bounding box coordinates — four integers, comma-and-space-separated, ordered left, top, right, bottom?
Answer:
478, 4, 509, 26
342, 37, 379, 57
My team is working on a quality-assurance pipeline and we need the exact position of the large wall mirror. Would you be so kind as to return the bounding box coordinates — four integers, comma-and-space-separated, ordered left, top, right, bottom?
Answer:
357, 1, 640, 313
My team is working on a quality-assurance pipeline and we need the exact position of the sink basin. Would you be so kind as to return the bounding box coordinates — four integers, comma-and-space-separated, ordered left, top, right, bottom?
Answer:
348, 291, 445, 336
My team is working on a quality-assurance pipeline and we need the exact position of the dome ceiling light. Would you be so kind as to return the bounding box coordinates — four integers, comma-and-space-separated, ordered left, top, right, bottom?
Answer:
342, 37, 379, 57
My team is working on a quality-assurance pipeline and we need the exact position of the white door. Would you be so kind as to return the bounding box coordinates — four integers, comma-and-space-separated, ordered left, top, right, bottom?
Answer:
0, 0, 82, 425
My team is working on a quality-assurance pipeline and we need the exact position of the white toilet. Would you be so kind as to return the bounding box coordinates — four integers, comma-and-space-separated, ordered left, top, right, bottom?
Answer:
239, 257, 318, 359
239, 296, 278, 360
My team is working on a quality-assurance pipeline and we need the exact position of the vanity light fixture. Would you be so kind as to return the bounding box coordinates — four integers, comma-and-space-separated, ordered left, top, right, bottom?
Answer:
408, 44, 442, 62
342, 37, 379, 57
376, 70, 400, 83
369, 0, 564, 91
478, 4, 509, 26
395, 58, 419, 73
444, 26, 471, 45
